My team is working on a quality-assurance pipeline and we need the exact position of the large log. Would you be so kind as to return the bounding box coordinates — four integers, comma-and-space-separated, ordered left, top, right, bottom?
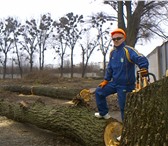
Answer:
0, 92, 122, 146
5, 76, 167, 146
120, 77, 168, 146
1, 85, 81, 100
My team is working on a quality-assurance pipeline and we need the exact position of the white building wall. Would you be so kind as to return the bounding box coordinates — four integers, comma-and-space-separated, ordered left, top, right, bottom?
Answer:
147, 48, 159, 82
147, 40, 168, 81
159, 43, 167, 77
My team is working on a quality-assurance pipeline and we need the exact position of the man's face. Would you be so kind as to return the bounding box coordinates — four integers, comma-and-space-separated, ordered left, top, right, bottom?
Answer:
112, 33, 125, 47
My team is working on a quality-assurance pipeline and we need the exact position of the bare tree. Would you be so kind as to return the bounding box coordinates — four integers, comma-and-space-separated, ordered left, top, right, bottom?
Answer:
88, 12, 114, 75
0, 17, 16, 79
80, 32, 99, 78
53, 21, 69, 77
11, 19, 24, 78
104, 1, 168, 47
19, 19, 38, 72
57, 12, 85, 78
38, 13, 54, 70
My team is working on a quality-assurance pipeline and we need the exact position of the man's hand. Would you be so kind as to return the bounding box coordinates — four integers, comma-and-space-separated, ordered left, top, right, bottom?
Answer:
98, 80, 108, 88
140, 68, 148, 77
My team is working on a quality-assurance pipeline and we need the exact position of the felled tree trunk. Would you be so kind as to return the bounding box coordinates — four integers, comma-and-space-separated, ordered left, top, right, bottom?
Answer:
2, 76, 167, 146
1, 85, 81, 100
0, 92, 122, 146
120, 77, 168, 146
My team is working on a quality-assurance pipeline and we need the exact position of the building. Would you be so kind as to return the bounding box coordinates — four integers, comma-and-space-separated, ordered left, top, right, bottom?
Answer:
147, 41, 168, 81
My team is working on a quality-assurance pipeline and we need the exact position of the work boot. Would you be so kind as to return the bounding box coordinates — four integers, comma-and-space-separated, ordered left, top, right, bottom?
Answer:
94, 113, 111, 119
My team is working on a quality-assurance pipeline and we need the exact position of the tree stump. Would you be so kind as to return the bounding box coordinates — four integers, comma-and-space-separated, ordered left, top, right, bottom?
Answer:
120, 77, 168, 146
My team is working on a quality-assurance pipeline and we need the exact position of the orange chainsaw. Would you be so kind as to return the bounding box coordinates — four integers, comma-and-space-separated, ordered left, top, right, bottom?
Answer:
134, 69, 156, 92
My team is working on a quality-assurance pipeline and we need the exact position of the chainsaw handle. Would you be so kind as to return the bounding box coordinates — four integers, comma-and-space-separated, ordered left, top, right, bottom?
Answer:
135, 71, 156, 92
148, 72, 157, 82
136, 70, 156, 82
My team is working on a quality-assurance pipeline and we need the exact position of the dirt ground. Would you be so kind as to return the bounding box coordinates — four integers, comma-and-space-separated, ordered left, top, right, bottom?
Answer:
0, 77, 121, 146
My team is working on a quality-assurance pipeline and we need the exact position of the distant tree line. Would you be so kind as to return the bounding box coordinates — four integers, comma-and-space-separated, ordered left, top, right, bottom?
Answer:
0, 12, 114, 79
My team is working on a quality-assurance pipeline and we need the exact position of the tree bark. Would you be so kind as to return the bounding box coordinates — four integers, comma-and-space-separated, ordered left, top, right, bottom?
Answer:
127, 1, 145, 47
120, 77, 168, 146
1, 85, 81, 100
2, 76, 167, 146
0, 93, 122, 146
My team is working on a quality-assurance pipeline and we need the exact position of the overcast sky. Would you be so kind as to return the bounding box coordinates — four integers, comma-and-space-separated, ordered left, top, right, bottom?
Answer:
0, 0, 164, 65
0, 0, 112, 19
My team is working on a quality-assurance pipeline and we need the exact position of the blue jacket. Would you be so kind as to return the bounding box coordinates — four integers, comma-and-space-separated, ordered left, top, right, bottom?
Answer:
104, 42, 149, 85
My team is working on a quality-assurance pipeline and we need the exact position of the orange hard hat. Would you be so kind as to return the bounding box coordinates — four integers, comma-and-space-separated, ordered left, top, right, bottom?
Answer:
111, 28, 126, 39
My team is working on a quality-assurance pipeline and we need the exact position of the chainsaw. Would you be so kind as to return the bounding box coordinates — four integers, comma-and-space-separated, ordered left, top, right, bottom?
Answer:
134, 69, 156, 92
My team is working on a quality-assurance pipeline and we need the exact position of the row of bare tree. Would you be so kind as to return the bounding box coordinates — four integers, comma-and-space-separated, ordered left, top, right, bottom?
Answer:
0, 12, 114, 79
0, 1, 168, 79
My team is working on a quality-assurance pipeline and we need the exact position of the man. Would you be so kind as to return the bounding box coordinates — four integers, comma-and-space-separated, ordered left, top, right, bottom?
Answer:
94, 28, 149, 121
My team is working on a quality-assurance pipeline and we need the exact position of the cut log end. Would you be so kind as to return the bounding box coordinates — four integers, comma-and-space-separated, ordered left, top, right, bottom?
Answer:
64, 89, 91, 106
104, 121, 123, 146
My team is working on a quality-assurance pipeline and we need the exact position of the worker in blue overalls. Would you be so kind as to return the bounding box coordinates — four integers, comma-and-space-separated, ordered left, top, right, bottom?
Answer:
94, 28, 149, 140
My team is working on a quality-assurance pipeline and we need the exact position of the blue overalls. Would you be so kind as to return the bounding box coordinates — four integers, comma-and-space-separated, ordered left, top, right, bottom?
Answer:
95, 42, 149, 121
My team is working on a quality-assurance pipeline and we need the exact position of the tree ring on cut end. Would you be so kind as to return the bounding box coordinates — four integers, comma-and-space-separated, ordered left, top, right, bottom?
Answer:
104, 121, 122, 146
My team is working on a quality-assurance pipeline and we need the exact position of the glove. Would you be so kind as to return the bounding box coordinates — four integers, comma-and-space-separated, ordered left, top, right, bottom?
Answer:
139, 68, 148, 77
98, 80, 108, 88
